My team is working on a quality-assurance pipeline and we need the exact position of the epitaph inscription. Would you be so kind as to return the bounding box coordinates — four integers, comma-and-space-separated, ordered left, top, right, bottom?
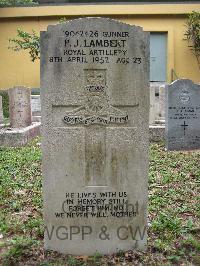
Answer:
41, 18, 149, 255
166, 79, 200, 150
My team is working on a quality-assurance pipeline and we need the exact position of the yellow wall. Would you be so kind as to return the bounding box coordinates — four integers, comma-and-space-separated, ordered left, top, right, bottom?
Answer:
0, 3, 200, 89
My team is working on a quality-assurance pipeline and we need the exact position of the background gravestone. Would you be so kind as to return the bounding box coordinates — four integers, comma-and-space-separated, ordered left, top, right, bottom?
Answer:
149, 85, 156, 125
41, 17, 149, 255
31, 95, 41, 116
9, 86, 32, 128
166, 79, 200, 151
159, 84, 165, 120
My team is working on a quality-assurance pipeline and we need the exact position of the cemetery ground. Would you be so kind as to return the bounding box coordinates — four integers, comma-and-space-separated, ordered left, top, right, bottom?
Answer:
0, 138, 199, 266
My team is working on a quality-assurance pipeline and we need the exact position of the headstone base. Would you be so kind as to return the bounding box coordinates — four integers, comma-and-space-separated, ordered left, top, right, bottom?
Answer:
149, 125, 165, 142
32, 116, 41, 122
0, 122, 41, 147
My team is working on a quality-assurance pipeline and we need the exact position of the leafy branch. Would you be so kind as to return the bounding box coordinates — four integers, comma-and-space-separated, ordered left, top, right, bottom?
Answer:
9, 28, 40, 62
185, 11, 200, 71
8, 18, 68, 62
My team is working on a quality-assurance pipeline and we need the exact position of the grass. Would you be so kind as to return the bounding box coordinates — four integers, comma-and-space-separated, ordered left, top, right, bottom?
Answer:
0, 138, 199, 265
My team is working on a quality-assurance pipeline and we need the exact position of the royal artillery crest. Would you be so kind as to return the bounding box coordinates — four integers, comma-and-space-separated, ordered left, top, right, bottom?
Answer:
63, 69, 128, 125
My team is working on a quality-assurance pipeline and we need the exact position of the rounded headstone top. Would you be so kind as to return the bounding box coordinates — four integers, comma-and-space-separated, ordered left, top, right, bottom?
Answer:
44, 17, 145, 34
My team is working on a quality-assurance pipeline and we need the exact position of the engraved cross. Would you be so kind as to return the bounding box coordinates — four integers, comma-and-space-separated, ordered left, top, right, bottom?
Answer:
181, 121, 188, 136
62, 69, 137, 187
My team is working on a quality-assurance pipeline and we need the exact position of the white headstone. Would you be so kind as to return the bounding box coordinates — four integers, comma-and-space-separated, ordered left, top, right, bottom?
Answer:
41, 18, 149, 255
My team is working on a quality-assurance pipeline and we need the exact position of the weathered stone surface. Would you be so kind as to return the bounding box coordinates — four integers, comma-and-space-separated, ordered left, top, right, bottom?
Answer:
159, 84, 166, 119
32, 115, 41, 122
9, 86, 32, 128
149, 125, 165, 142
0, 122, 40, 147
0, 96, 3, 124
166, 79, 200, 150
31, 95, 41, 116
149, 83, 160, 125
149, 85, 156, 125
41, 17, 149, 255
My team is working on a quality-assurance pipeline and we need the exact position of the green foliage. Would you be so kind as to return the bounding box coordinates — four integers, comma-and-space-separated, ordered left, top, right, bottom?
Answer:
0, 140, 200, 264
0, 90, 9, 118
2, 236, 39, 265
0, 0, 37, 7
0, 138, 42, 237
151, 212, 182, 235
89, 251, 102, 265
8, 17, 69, 62
9, 28, 40, 62
185, 11, 200, 70
59, 17, 68, 24
67, 256, 83, 266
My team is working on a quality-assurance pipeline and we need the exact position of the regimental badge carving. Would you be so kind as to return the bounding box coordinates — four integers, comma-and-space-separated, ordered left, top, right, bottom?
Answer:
179, 89, 190, 103
63, 69, 128, 125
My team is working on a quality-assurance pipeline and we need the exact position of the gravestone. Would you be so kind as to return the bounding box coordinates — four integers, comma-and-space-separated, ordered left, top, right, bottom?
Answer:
9, 86, 32, 128
166, 79, 200, 150
149, 84, 160, 125
0, 96, 3, 124
41, 18, 149, 255
159, 84, 165, 119
149, 86, 156, 125
31, 95, 41, 116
